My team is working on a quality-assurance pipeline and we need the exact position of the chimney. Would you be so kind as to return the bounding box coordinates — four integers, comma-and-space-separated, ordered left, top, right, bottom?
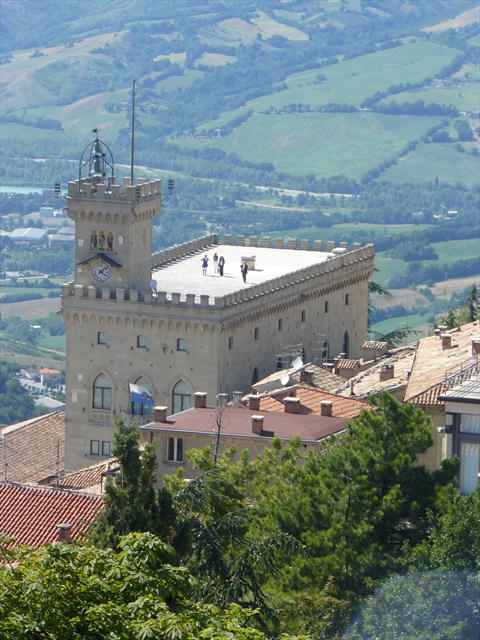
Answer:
438, 325, 448, 333
441, 334, 452, 350
248, 394, 261, 411
153, 405, 168, 422
323, 361, 335, 373
434, 328, 441, 337
320, 400, 333, 417
194, 392, 207, 409
251, 415, 264, 435
284, 396, 301, 414
232, 391, 243, 407
216, 393, 228, 407
472, 339, 480, 356
301, 368, 315, 385
57, 523, 71, 543
379, 364, 395, 381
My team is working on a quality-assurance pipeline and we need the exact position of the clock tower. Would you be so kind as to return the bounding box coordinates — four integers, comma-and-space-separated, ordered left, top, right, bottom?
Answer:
68, 134, 161, 290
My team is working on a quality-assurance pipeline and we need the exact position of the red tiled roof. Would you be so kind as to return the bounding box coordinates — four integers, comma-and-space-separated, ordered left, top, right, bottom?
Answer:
38, 368, 61, 375
335, 359, 360, 371
256, 385, 367, 419
0, 412, 64, 483
143, 406, 349, 443
0, 482, 104, 547
57, 458, 119, 493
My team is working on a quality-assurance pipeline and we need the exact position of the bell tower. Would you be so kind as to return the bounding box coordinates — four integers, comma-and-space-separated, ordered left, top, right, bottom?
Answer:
67, 132, 161, 290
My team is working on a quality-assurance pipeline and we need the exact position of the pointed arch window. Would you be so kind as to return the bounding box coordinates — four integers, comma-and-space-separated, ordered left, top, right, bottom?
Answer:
131, 376, 153, 416
93, 374, 112, 410
172, 380, 192, 415
252, 367, 259, 385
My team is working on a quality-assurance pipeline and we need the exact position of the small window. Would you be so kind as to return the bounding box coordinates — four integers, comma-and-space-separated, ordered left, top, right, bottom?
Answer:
278, 318, 283, 331
167, 436, 183, 462
324, 301, 329, 313
137, 335, 147, 349
228, 336, 233, 350
90, 440, 99, 455
254, 327, 259, 340
177, 338, 188, 352
102, 441, 111, 456
301, 310, 306, 322
345, 293, 349, 306
97, 331, 107, 345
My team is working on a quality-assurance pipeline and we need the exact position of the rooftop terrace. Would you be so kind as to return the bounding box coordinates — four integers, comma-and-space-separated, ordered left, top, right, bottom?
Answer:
152, 244, 333, 296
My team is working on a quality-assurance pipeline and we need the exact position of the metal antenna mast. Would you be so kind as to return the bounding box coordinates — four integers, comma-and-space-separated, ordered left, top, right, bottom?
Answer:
130, 79, 136, 186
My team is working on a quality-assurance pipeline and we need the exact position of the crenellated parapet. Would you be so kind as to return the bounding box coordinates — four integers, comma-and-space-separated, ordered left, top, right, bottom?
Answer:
68, 176, 161, 202
63, 244, 374, 311
151, 234, 219, 269
150, 232, 363, 269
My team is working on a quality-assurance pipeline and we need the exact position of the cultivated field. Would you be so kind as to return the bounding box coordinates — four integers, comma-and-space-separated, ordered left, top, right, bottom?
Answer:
0, 297, 61, 320
183, 112, 443, 178
201, 41, 460, 122
423, 6, 480, 33
381, 143, 479, 186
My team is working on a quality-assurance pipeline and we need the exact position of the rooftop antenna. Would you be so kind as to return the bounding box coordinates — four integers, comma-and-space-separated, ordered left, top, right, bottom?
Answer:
130, 79, 136, 186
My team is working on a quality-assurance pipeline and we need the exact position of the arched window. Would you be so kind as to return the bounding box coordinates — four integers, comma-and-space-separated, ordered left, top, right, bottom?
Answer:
131, 376, 153, 416
252, 367, 259, 385
343, 331, 350, 358
301, 346, 306, 362
172, 380, 192, 414
93, 374, 112, 410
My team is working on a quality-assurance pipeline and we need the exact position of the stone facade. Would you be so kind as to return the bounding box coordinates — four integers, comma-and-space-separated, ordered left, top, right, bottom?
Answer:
62, 175, 374, 471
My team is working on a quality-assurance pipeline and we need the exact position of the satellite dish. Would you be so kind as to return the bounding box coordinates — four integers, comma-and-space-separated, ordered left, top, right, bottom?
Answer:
149, 279, 157, 290
292, 356, 303, 371
280, 373, 290, 386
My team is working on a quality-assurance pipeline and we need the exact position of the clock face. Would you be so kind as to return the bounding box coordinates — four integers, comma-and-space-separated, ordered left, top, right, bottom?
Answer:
92, 261, 111, 282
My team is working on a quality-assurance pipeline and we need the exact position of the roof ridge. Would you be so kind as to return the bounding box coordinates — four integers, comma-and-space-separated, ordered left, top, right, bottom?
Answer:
0, 481, 103, 501
1, 410, 63, 434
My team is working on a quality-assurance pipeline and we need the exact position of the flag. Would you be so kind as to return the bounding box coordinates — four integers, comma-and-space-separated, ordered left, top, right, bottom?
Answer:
129, 382, 153, 405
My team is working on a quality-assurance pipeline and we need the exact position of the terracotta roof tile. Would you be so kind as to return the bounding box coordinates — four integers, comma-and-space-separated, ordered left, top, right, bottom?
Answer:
362, 340, 388, 350
256, 385, 367, 419
334, 346, 417, 398
405, 321, 480, 403
56, 459, 119, 494
143, 406, 349, 443
0, 482, 103, 547
0, 412, 64, 483
254, 363, 345, 393
335, 359, 360, 371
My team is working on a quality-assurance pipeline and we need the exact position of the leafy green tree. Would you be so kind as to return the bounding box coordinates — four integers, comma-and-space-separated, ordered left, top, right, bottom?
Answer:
342, 570, 479, 640
0, 532, 294, 640
410, 488, 480, 571
0, 360, 35, 424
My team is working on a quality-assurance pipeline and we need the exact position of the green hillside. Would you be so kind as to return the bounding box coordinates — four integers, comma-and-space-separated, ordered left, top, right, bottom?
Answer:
179, 112, 444, 179
382, 143, 479, 186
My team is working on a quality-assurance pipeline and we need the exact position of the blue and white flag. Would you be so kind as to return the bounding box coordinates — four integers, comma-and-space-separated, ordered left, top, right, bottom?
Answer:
129, 382, 153, 405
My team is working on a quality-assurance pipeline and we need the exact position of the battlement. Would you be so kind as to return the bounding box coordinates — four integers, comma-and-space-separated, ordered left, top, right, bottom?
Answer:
62, 244, 374, 310
67, 176, 161, 202
151, 233, 365, 270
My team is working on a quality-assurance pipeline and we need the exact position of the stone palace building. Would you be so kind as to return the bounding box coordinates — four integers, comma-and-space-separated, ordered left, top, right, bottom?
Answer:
61, 137, 375, 470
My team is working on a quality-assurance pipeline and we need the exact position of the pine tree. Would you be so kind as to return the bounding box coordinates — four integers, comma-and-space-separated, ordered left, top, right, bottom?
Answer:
466, 284, 479, 322
92, 416, 181, 549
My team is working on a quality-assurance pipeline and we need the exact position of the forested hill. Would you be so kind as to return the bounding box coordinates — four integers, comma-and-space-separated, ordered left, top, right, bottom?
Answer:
1, 0, 479, 188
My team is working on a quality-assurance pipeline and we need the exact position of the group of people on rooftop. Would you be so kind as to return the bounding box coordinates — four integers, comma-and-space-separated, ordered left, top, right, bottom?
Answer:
201, 252, 249, 282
